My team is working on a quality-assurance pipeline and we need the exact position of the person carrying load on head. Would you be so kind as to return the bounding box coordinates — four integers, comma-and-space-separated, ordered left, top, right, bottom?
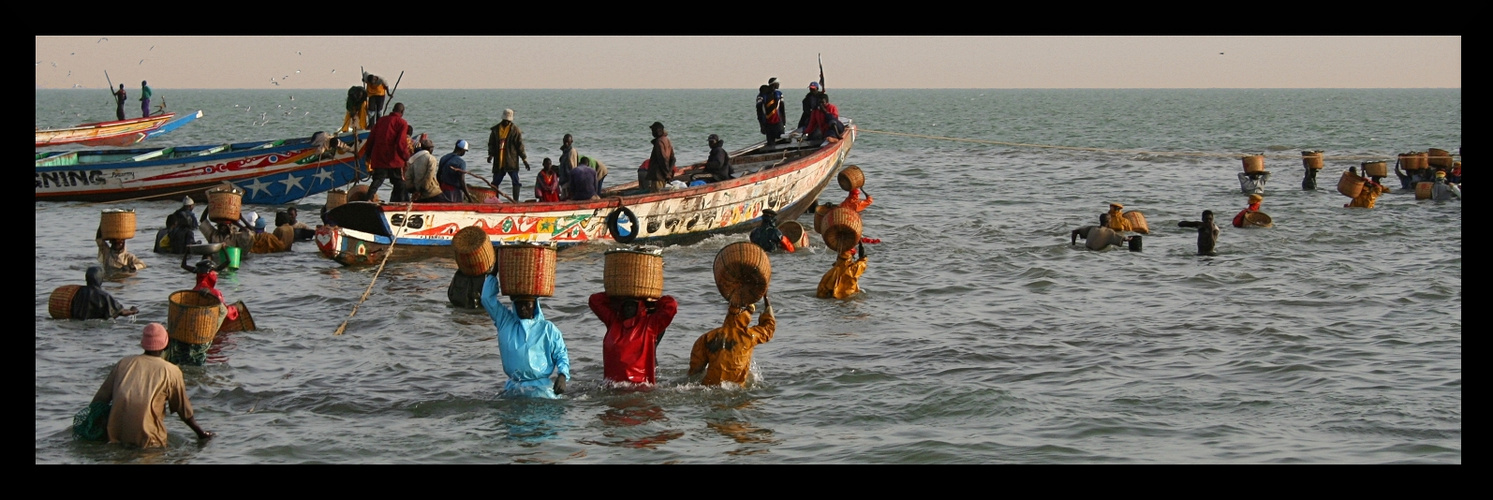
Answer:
1232, 194, 1263, 228
1104, 203, 1134, 232
817, 242, 868, 299
689, 297, 775, 387
479, 268, 571, 399
96, 228, 146, 279
589, 292, 678, 385
1345, 170, 1390, 209
1238, 170, 1270, 195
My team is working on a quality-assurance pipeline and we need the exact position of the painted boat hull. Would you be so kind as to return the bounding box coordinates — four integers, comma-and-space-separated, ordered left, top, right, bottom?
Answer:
35, 131, 371, 205
35, 112, 184, 148
316, 123, 857, 266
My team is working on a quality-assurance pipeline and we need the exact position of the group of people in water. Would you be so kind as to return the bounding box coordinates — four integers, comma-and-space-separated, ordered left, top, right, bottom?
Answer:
1072, 149, 1461, 256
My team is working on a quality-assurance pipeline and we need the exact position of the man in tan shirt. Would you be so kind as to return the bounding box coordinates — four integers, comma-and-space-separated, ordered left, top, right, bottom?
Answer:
91, 323, 214, 448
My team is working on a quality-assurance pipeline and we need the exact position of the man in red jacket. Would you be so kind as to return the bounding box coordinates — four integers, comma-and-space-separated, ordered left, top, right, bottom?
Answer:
589, 292, 678, 385
364, 102, 413, 202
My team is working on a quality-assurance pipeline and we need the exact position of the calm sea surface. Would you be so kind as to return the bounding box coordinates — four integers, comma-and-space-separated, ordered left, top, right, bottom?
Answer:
35, 88, 1461, 464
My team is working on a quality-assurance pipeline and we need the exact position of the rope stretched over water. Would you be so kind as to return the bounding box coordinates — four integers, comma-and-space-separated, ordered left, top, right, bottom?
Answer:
333, 201, 415, 336
856, 128, 1457, 164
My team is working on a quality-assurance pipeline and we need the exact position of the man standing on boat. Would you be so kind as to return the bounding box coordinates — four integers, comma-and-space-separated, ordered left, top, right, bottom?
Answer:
487, 109, 530, 203
113, 84, 127, 121
557, 134, 579, 199
364, 102, 413, 202
645, 122, 676, 193
139, 81, 152, 118
756, 80, 786, 146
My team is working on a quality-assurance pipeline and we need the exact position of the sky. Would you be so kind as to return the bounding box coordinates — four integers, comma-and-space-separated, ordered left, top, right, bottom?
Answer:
34, 36, 1460, 90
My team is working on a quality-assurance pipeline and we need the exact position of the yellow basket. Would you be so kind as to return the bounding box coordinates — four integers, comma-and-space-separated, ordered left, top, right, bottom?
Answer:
713, 242, 771, 307
167, 290, 222, 345
100, 209, 136, 240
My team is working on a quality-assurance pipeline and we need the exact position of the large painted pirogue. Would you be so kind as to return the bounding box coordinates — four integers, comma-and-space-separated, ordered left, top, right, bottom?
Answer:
315, 121, 856, 266
36, 131, 370, 205
35, 111, 201, 149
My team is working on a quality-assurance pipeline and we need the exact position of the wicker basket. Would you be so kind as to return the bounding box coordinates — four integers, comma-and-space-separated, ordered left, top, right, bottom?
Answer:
48, 285, 81, 319
167, 290, 223, 345
813, 203, 836, 234
1242, 212, 1274, 228
497, 244, 556, 297
604, 247, 664, 299
1123, 211, 1150, 234
821, 207, 863, 252
206, 186, 243, 223
1362, 161, 1388, 178
1415, 182, 1433, 200
837, 165, 865, 191
713, 242, 771, 307
452, 226, 495, 276
1402, 151, 1429, 170
1427, 148, 1453, 169
1337, 169, 1364, 198
778, 221, 809, 249
99, 209, 136, 240
218, 301, 256, 333
1302, 150, 1324, 169
1242, 154, 1266, 174
325, 188, 348, 212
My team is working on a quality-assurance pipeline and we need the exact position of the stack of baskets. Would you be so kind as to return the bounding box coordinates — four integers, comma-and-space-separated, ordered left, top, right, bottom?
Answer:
206, 185, 244, 223
713, 242, 771, 308
497, 243, 556, 297
167, 290, 223, 346
100, 209, 136, 240
453, 226, 495, 276
604, 246, 664, 299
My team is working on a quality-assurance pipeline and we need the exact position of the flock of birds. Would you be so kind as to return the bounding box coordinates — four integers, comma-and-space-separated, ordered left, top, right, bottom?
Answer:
38, 39, 339, 92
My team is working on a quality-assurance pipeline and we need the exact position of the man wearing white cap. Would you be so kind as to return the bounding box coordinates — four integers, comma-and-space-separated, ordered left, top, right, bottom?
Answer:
486, 109, 529, 202
90, 323, 214, 448
437, 140, 471, 202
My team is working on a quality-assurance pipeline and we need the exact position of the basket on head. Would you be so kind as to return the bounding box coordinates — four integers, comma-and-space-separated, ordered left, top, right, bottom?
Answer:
1337, 169, 1364, 198
1362, 161, 1388, 178
1302, 150, 1324, 169
167, 290, 223, 345
452, 226, 495, 276
217, 301, 256, 333
1427, 148, 1453, 169
1242, 154, 1266, 174
273, 225, 295, 251
713, 241, 771, 307
1415, 182, 1434, 200
206, 185, 244, 223
1404, 151, 1429, 170
821, 207, 862, 252
99, 209, 136, 240
837, 165, 865, 191
604, 246, 664, 299
325, 188, 348, 212
48, 285, 82, 319
813, 203, 837, 234
497, 243, 556, 297
778, 221, 809, 249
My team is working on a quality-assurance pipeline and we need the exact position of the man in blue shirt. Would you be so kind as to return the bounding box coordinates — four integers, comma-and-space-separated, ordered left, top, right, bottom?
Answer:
436, 140, 469, 202
480, 272, 571, 399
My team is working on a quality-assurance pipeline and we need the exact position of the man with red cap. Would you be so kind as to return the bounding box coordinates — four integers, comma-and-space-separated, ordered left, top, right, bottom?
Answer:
90, 323, 214, 448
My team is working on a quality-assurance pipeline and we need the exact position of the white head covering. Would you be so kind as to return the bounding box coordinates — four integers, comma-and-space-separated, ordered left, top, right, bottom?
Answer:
241, 211, 259, 228
503, 109, 514, 121
183, 196, 195, 207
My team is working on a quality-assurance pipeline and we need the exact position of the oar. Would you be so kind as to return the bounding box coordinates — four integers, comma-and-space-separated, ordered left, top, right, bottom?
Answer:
104, 71, 118, 115
380, 71, 404, 115
333, 201, 414, 336
463, 171, 518, 203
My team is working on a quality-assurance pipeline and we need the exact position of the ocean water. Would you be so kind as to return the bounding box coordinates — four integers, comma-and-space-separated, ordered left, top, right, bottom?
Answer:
35, 88, 1461, 463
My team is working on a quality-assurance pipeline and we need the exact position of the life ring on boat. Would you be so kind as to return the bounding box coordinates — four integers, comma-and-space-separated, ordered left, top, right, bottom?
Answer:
607, 206, 640, 243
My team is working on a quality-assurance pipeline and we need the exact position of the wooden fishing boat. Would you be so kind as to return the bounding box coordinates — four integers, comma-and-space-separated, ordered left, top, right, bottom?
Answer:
316, 121, 857, 266
35, 111, 201, 148
36, 131, 370, 204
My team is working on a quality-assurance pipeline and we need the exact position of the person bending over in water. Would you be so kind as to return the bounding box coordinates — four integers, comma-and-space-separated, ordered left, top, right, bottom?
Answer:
1071, 213, 1133, 251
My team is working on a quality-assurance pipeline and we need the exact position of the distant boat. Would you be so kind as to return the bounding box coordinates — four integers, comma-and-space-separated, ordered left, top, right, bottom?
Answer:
36, 131, 371, 204
34, 111, 203, 148
316, 121, 856, 266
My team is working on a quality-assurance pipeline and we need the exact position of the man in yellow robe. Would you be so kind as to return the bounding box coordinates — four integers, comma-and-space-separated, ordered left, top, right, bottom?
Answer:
817, 243, 868, 299
689, 298, 776, 387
